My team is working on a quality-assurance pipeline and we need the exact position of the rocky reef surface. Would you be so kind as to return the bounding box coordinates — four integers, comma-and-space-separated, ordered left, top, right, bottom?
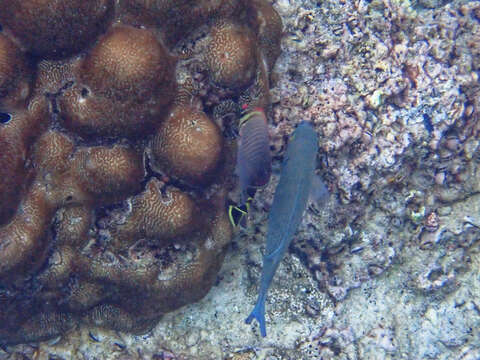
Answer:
1, 0, 480, 359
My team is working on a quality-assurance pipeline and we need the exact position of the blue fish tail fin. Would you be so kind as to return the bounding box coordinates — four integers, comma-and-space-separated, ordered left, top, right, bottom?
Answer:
245, 297, 267, 337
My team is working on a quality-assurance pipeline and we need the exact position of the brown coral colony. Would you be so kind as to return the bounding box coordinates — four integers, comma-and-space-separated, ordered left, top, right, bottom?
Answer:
0, 0, 282, 346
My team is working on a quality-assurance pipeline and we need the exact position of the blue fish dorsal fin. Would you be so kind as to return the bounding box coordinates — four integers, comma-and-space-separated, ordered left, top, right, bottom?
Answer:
245, 293, 267, 337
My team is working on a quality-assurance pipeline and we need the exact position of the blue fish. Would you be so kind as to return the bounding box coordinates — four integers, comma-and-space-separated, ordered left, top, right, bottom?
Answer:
245, 122, 321, 337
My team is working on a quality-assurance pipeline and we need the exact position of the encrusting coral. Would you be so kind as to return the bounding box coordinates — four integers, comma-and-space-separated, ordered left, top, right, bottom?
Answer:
0, 0, 282, 346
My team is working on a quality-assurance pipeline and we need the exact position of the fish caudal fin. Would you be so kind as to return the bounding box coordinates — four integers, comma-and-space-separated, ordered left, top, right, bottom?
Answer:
245, 297, 267, 337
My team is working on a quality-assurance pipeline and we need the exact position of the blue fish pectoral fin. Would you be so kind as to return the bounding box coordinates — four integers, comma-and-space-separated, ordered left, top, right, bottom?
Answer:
309, 174, 329, 204
245, 295, 267, 337
264, 244, 283, 261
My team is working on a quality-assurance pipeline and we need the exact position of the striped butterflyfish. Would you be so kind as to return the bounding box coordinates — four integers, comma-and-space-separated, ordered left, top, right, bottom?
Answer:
235, 108, 272, 206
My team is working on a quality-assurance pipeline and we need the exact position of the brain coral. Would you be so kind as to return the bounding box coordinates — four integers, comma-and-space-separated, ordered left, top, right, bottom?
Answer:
151, 105, 224, 185
0, 98, 48, 224
0, 0, 114, 58
0, 0, 282, 346
59, 25, 177, 137
0, 33, 32, 109
206, 20, 258, 89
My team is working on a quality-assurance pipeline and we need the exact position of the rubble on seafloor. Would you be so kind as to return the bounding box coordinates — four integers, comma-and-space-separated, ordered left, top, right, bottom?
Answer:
1, 0, 480, 359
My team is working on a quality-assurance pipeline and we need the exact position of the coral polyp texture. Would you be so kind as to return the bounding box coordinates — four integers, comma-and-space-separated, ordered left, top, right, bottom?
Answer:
0, 0, 282, 346
0, 33, 32, 109
206, 20, 258, 89
59, 25, 177, 137
0, 0, 114, 58
151, 105, 224, 185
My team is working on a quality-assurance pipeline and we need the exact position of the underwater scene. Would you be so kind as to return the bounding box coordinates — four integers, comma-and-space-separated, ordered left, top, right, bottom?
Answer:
0, 0, 479, 359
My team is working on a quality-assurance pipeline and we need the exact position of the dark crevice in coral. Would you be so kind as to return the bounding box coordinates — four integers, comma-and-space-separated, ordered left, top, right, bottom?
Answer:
59, 80, 74, 93
0, 112, 11, 123
46, 81, 75, 116
81, 87, 90, 98
94, 201, 131, 232
164, 173, 203, 195
143, 153, 203, 196
33, 247, 58, 283
72, 134, 122, 149
49, 95, 60, 114
141, 154, 160, 190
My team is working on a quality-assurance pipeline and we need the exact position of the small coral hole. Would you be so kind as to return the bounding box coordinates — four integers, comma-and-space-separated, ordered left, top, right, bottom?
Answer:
81, 87, 90, 98
0, 112, 11, 123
